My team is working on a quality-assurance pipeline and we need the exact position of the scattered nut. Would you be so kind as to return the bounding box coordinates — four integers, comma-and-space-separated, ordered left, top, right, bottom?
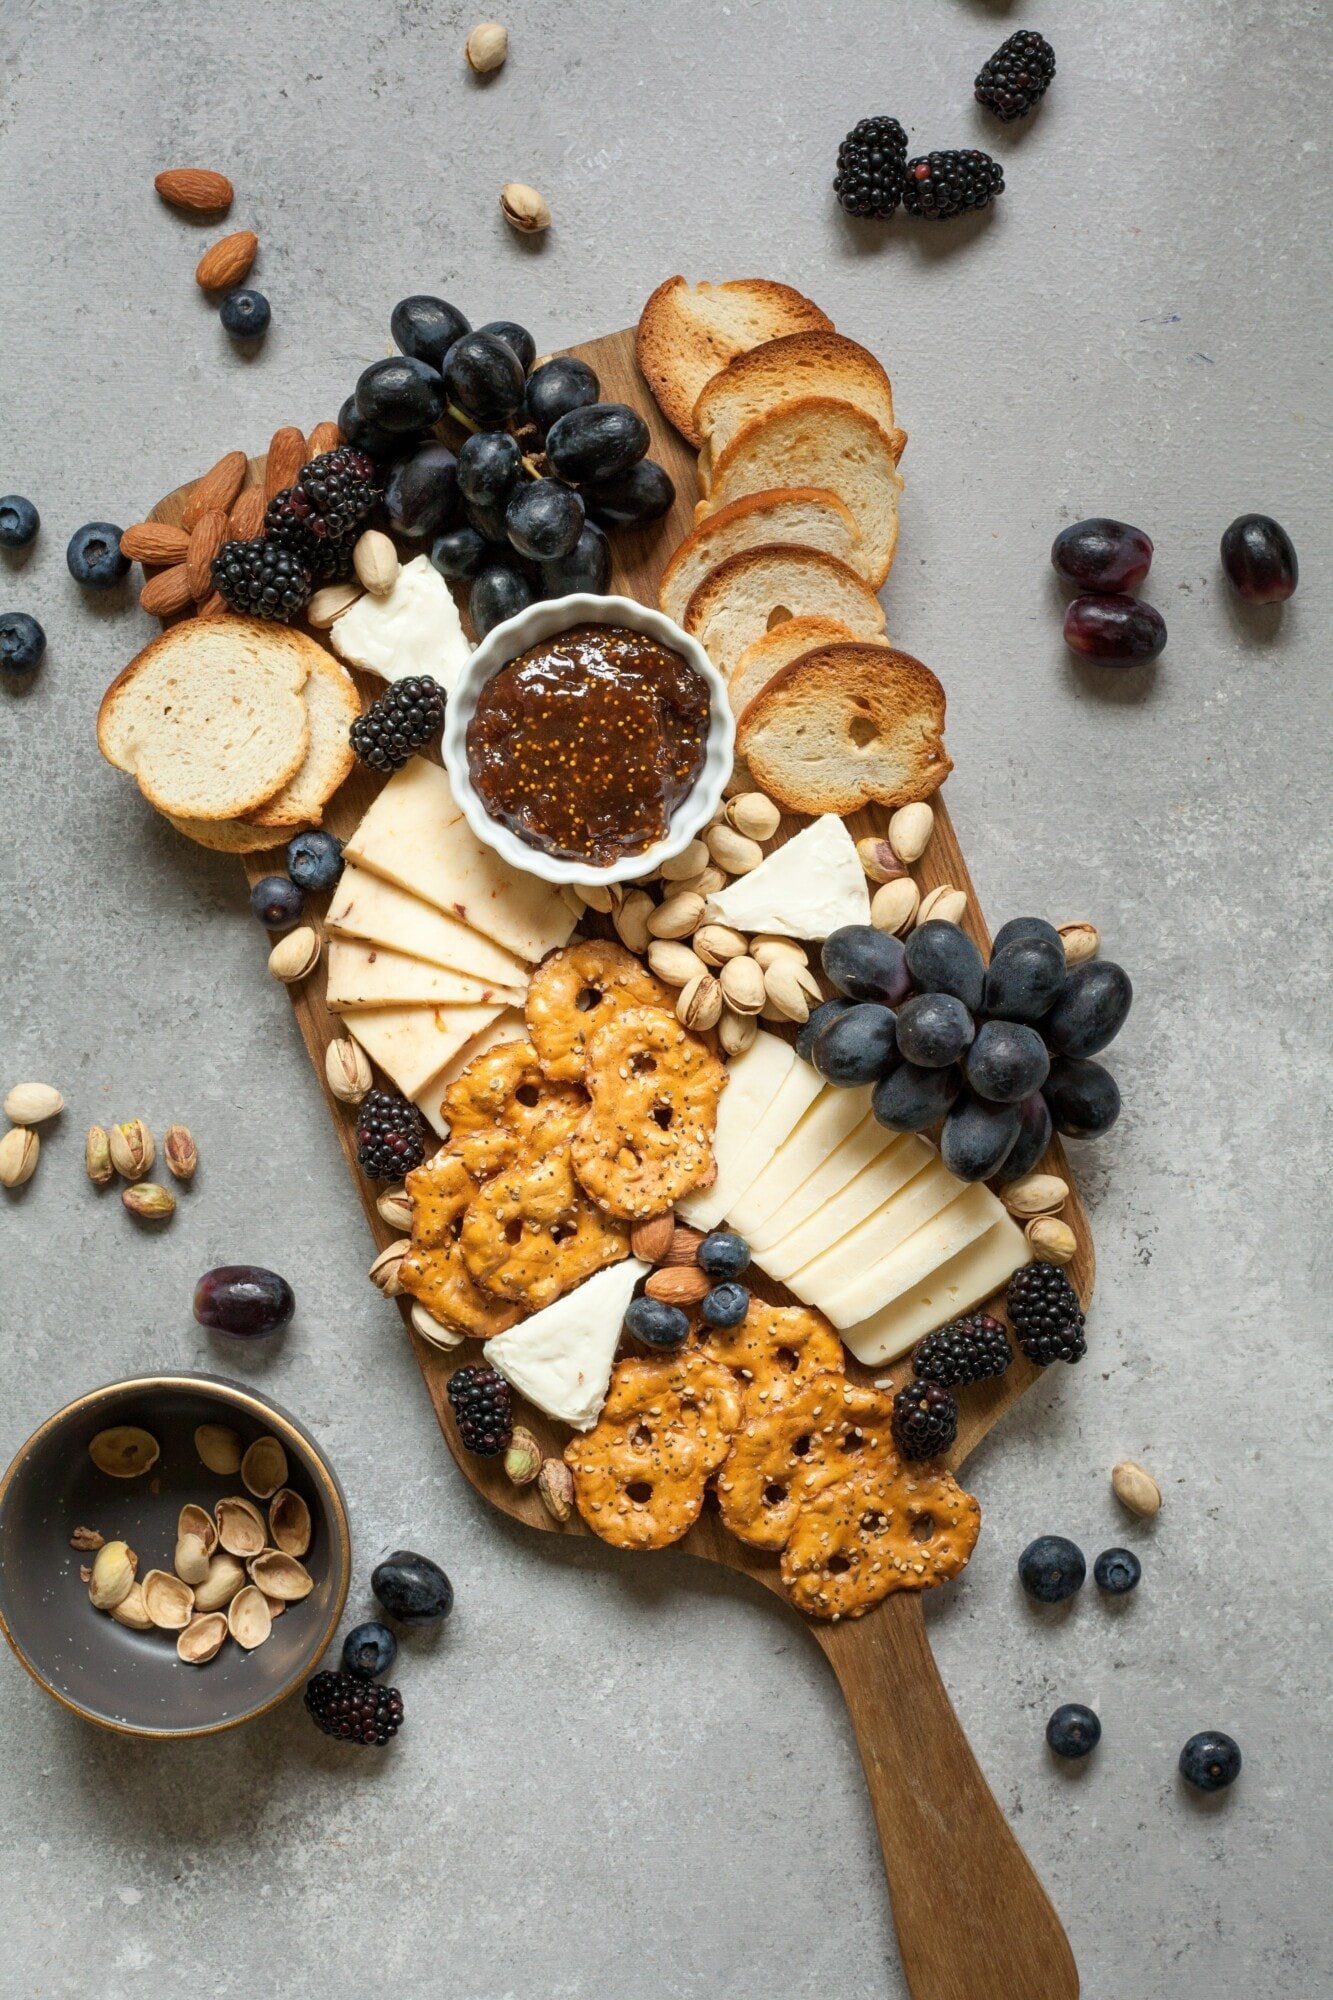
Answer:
1058, 921, 1100, 968
308, 581, 363, 628
122, 1181, 176, 1220
645, 1265, 711, 1306
3, 1083, 63, 1125
504, 1427, 542, 1486
661, 1224, 704, 1267
370, 1239, 411, 1297
85, 1125, 113, 1186
888, 801, 935, 864
465, 21, 509, 73
1111, 1460, 1162, 1519
353, 529, 399, 597
724, 792, 781, 842
629, 1212, 675, 1263
195, 230, 258, 293
718, 1008, 758, 1056
646, 939, 707, 988
0, 1126, 38, 1188
90, 1425, 160, 1478
659, 839, 709, 882
109, 1119, 155, 1180
268, 927, 321, 982
1001, 1174, 1068, 1218
500, 182, 551, 233
871, 877, 920, 935
326, 1036, 373, 1104
1025, 1216, 1077, 1264
706, 823, 764, 875
692, 922, 748, 967
163, 1124, 198, 1181
916, 885, 968, 928
194, 1423, 242, 1475
376, 1186, 413, 1232
719, 956, 766, 1016
409, 1299, 465, 1350
672, 863, 728, 898
537, 1457, 574, 1523
677, 973, 723, 1031
856, 836, 907, 884
89, 1541, 136, 1612
647, 892, 706, 940
612, 889, 653, 955
749, 936, 808, 969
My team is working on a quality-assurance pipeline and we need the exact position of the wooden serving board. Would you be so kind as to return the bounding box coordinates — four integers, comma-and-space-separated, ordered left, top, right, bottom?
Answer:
151, 326, 1085, 2000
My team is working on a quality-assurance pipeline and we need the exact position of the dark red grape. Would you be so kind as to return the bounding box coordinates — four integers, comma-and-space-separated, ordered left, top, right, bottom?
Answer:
1044, 1057, 1120, 1138
903, 921, 985, 1014
1063, 594, 1166, 665
940, 1092, 1021, 1181
1220, 514, 1298, 603
965, 1021, 1050, 1104
811, 1003, 898, 1086
194, 1266, 294, 1338
821, 926, 912, 1006
1045, 962, 1132, 1058
383, 443, 460, 541
1051, 518, 1153, 593
996, 1091, 1053, 1182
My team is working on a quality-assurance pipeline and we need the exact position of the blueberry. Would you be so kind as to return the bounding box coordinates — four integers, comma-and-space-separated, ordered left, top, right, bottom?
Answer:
701, 1282, 750, 1328
624, 1295, 690, 1350
384, 442, 461, 542
1093, 1547, 1141, 1595
871, 1059, 962, 1132
1046, 1703, 1101, 1759
458, 431, 522, 512
812, 1002, 898, 1086
477, 319, 537, 374
1179, 1730, 1241, 1793
506, 478, 585, 561
342, 1619, 399, 1680
371, 1549, 454, 1623
895, 991, 975, 1068
796, 997, 855, 1064
286, 829, 344, 893
583, 460, 676, 528
1018, 1534, 1086, 1603
0, 611, 45, 677
67, 521, 130, 588
539, 522, 612, 597
390, 295, 471, 370
903, 922, 985, 1014
219, 288, 270, 338
249, 874, 305, 930
355, 355, 447, 433
431, 525, 493, 583
822, 925, 912, 1005
991, 917, 1062, 957
471, 563, 534, 638
697, 1230, 750, 1280
940, 1090, 1020, 1181
545, 403, 650, 484
0, 495, 39, 549
523, 357, 601, 439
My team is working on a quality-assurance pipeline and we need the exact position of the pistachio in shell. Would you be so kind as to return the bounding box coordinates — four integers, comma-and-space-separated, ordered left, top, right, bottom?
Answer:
110, 1581, 154, 1631
227, 1584, 272, 1650
215, 1495, 266, 1559
88, 1426, 159, 1479
248, 1550, 313, 1602
263, 1593, 286, 1619
177, 1612, 228, 1665
141, 1568, 195, 1630
174, 1532, 211, 1586
268, 1487, 312, 1558
195, 1423, 243, 1475
191, 1550, 246, 1612
88, 1539, 136, 1611
178, 1502, 218, 1557
240, 1435, 288, 1500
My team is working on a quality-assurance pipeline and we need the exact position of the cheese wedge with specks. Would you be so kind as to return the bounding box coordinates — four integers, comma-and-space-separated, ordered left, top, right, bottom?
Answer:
758, 1140, 939, 1283
326, 939, 527, 1012
749, 1121, 919, 1255
783, 1159, 971, 1304
816, 1181, 1005, 1330
841, 1218, 1031, 1366
678, 1035, 822, 1231
327, 865, 530, 988
484, 1258, 649, 1430
412, 1008, 527, 1140
728, 1084, 872, 1239
345, 1001, 510, 1100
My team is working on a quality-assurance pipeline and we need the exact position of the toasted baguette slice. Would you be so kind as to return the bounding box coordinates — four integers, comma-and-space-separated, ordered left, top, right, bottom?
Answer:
728, 615, 887, 719
98, 616, 315, 821
167, 813, 291, 853
636, 277, 833, 444
695, 398, 905, 587
658, 489, 864, 623
694, 332, 905, 490
683, 546, 885, 681
249, 649, 360, 829
736, 644, 951, 816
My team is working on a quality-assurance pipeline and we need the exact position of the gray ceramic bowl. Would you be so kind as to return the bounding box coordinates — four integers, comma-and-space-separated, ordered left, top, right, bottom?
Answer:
0, 1375, 350, 1738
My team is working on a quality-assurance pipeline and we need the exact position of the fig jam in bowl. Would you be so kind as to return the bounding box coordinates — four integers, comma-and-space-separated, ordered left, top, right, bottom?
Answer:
443, 594, 734, 888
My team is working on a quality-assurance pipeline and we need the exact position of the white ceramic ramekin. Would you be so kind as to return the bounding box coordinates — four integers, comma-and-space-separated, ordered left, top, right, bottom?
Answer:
442, 593, 734, 889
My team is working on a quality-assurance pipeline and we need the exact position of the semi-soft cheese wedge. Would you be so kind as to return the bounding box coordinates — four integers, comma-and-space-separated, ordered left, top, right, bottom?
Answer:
703, 814, 870, 939
783, 1158, 969, 1303
327, 865, 530, 988
757, 1139, 938, 1282
677, 1030, 799, 1231
344, 1001, 510, 1099
841, 1218, 1031, 1366
484, 1258, 649, 1429
728, 1084, 872, 1239
412, 1008, 526, 1139
331, 554, 472, 689
749, 1121, 919, 1254
326, 939, 527, 1012
817, 1181, 1004, 1330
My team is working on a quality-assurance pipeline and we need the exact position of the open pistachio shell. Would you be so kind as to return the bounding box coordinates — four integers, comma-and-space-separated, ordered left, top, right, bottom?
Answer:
177, 1611, 228, 1665
268, 1487, 312, 1558
174, 1532, 211, 1586
262, 1593, 286, 1619
178, 1502, 218, 1556
89, 1426, 160, 1479
240, 1435, 288, 1500
191, 1551, 246, 1612
88, 1539, 136, 1610
248, 1550, 313, 1602
141, 1568, 195, 1630
215, 1495, 266, 1558
110, 1580, 154, 1631
195, 1423, 243, 1474
227, 1584, 272, 1650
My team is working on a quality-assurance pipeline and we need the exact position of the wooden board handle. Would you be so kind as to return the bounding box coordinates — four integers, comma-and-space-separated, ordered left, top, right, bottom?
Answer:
814, 1597, 1078, 2000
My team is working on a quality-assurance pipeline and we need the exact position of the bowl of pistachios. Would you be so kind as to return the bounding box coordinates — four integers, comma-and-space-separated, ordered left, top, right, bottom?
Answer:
0, 1375, 350, 1737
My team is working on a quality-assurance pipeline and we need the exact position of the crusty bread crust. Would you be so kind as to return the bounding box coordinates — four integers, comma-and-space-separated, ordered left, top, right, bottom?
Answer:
727, 615, 887, 719
657, 486, 863, 623
693, 332, 905, 489
249, 649, 361, 829
167, 813, 291, 853
636, 276, 834, 444
683, 544, 886, 681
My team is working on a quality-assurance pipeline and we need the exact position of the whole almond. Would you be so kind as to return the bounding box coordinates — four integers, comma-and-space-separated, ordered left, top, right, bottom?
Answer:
677, 973, 722, 1031
195, 230, 258, 293
661, 1224, 704, 1267
121, 1181, 175, 1220
183, 451, 248, 529
871, 876, 920, 936
154, 169, 234, 217
1025, 1216, 1077, 1265
268, 928, 321, 983
264, 427, 306, 502
646, 940, 707, 988
706, 824, 763, 875
308, 581, 363, 629
645, 1265, 710, 1307
647, 892, 705, 941
718, 1008, 758, 1056
719, 955, 766, 1015
226, 485, 267, 541
1111, 1460, 1162, 1519
354, 530, 399, 597
916, 884, 968, 928
888, 802, 935, 864
0, 1126, 39, 1188
630, 1213, 676, 1263
185, 511, 229, 600
120, 522, 190, 564
305, 421, 342, 459
4, 1083, 63, 1125
198, 592, 227, 618
140, 565, 195, 619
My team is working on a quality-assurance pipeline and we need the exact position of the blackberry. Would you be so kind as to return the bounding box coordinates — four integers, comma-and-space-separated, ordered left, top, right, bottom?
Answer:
913, 1312, 1012, 1388
296, 446, 381, 540
355, 1089, 428, 1180
975, 31, 1056, 122
1007, 1264, 1087, 1366
211, 537, 311, 622
902, 150, 1004, 222
264, 487, 357, 584
833, 116, 908, 220
891, 1380, 958, 1460
349, 675, 446, 773
447, 1365, 512, 1456
304, 1669, 404, 1746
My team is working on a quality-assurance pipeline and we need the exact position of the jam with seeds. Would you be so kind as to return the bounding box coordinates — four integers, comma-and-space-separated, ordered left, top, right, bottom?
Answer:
466, 623, 710, 866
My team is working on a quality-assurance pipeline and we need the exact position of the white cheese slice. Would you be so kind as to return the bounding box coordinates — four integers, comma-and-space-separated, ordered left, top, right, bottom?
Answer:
484, 1258, 649, 1430
750, 1120, 918, 1255
412, 1008, 526, 1139
703, 815, 870, 940
784, 1159, 972, 1304
757, 1137, 933, 1282
345, 1000, 509, 1099
818, 1181, 1006, 1330
327, 865, 530, 988
841, 1218, 1031, 1366
678, 1038, 822, 1231
344, 757, 575, 963
326, 939, 527, 1011
331, 553, 472, 690
728, 1084, 871, 1240
676, 1031, 794, 1229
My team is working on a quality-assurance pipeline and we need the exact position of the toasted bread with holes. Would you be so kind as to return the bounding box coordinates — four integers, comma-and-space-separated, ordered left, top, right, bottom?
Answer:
736, 645, 950, 816
694, 333, 905, 491
249, 649, 360, 829
97, 616, 316, 821
683, 546, 885, 680
636, 277, 833, 444
658, 489, 865, 623
166, 812, 290, 853
727, 615, 887, 719
695, 398, 905, 587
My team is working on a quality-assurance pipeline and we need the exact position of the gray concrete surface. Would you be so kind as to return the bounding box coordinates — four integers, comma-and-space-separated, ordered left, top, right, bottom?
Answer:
1, 2, 1329, 1994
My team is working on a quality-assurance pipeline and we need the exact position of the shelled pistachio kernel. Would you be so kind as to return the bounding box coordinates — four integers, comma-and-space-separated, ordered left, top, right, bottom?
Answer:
122, 1181, 176, 1220
163, 1124, 198, 1181
466, 21, 508, 73
85, 1125, 113, 1185
1111, 1460, 1162, 1518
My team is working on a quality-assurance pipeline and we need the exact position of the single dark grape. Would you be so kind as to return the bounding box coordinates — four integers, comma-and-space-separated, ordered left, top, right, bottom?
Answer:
1043, 1057, 1120, 1138
795, 997, 855, 1064
995, 1092, 1053, 1182
872, 1060, 962, 1132
1045, 962, 1132, 1058
193, 1266, 295, 1338
983, 935, 1068, 1024
443, 332, 526, 426
1051, 518, 1153, 593
811, 1003, 898, 1086
505, 478, 585, 561
895, 992, 975, 1068
821, 926, 912, 1005
545, 403, 650, 483
1220, 514, 1297, 603
390, 295, 471, 369
458, 431, 522, 511
430, 525, 493, 582
464, 498, 510, 545
522, 357, 601, 439
940, 1091, 1020, 1180
1064, 593, 1167, 665
471, 563, 534, 637
903, 921, 985, 1013
383, 443, 460, 542
992, 917, 1062, 956
965, 1021, 1050, 1104
355, 355, 446, 432
477, 319, 536, 374
583, 460, 676, 528
371, 1550, 454, 1622
539, 522, 612, 597
337, 393, 414, 463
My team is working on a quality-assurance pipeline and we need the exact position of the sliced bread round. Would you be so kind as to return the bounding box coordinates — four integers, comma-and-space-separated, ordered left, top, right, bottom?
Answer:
683, 545, 885, 681
166, 813, 291, 853
658, 488, 864, 623
98, 616, 316, 821
694, 332, 905, 490
636, 277, 833, 444
735, 644, 951, 817
695, 397, 905, 588
727, 615, 887, 719
249, 649, 361, 829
